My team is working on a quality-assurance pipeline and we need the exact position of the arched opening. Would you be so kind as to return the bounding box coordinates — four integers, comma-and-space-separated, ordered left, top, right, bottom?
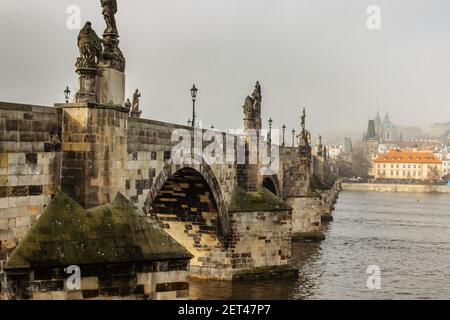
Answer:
148, 167, 225, 272
263, 176, 278, 196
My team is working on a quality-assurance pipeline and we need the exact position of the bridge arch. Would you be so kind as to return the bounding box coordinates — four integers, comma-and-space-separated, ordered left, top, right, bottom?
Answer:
143, 158, 231, 272
262, 175, 280, 196
144, 159, 229, 237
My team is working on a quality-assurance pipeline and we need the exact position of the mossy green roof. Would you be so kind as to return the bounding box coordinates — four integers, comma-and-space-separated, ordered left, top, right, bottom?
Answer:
228, 186, 292, 213
5, 192, 193, 270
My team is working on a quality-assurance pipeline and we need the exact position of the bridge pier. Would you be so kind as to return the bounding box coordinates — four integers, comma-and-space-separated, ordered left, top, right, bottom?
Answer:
281, 144, 326, 241
285, 196, 324, 241
147, 165, 296, 281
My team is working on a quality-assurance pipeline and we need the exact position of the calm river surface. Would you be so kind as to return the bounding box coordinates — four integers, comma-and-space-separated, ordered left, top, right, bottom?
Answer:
190, 191, 450, 300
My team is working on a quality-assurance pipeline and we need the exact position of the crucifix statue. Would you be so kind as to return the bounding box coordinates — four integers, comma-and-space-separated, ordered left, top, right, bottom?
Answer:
101, 0, 118, 34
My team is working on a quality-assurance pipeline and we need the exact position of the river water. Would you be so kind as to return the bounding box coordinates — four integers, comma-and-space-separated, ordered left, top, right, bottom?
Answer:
190, 191, 450, 300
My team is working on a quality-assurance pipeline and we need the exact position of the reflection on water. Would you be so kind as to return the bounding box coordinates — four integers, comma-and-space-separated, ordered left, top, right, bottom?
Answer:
190, 191, 450, 300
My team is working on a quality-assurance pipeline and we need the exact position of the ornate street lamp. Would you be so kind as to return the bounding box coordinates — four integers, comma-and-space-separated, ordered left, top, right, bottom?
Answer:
187, 119, 192, 127
292, 129, 296, 147
64, 86, 71, 103
190, 84, 198, 128
268, 118, 273, 145
267, 118, 273, 157
282, 124, 286, 147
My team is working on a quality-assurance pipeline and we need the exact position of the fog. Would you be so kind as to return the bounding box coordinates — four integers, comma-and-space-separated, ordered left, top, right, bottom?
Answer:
1, 0, 450, 140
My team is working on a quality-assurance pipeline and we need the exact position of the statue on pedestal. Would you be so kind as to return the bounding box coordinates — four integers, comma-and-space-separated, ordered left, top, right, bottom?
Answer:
76, 22, 103, 70
130, 89, 142, 118
243, 81, 262, 130
316, 135, 323, 156
75, 22, 103, 103
101, 0, 118, 34
125, 98, 132, 111
299, 108, 309, 146
98, 0, 125, 72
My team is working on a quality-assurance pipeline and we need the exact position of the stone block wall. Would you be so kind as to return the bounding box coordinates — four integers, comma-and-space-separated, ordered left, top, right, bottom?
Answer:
7, 260, 190, 300
125, 118, 236, 210
59, 103, 129, 208
0, 103, 61, 259
285, 196, 323, 239
124, 118, 177, 208
280, 147, 310, 197
185, 209, 293, 281
228, 210, 292, 271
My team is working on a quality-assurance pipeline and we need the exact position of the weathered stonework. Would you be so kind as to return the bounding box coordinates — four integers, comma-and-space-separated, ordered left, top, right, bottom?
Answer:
0, 95, 342, 286
0, 103, 61, 260
7, 262, 190, 300
286, 197, 323, 241
56, 102, 129, 208
150, 184, 295, 281
280, 146, 325, 240
4, 192, 192, 300
0, 1, 343, 299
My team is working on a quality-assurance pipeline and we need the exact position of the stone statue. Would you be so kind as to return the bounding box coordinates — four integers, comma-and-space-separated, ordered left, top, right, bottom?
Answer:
252, 81, 262, 117
298, 108, 310, 146
316, 135, 323, 156
130, 89, 142, 118
125, 98, 132, 111
243, 81, 262, 128
98, 0, 126, 72
252, 81, 262, 102
76, 22, 103, 69
101, 0, 118, 34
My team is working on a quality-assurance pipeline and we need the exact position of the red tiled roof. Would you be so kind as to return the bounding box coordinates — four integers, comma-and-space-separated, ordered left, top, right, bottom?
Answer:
373, 150, 442, 164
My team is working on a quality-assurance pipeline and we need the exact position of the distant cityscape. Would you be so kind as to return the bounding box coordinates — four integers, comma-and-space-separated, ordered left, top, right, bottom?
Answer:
324, 112, 450, 183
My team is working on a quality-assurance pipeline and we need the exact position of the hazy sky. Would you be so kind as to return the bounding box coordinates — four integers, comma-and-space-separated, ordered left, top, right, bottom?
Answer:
1, 0, 450, 140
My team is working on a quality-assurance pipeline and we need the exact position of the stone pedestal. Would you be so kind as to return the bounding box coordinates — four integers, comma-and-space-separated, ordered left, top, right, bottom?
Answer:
96, 68, 125, 106
75, 68, 98, 103
55, 102, 129, 208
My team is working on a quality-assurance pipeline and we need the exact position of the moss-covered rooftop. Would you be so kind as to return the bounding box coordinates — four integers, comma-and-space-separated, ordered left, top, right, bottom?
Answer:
5, 192, 193, 270
228, 186, 292, 213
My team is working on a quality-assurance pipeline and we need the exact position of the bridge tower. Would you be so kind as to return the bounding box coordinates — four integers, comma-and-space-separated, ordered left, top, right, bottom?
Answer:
281, 109, 325, 241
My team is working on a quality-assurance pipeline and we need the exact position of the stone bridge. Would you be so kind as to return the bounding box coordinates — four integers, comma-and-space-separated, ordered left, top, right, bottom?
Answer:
0, 94, 332, 280
0, 2, 338, 287
53, 88, 319, 279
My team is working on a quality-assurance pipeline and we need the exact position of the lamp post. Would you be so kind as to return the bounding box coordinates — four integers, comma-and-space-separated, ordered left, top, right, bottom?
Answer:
190, 84, 198, 128
64, 86, 71, 103
268, 118, 273, 144
282, 124, 286, 147
292, 129, 296, 147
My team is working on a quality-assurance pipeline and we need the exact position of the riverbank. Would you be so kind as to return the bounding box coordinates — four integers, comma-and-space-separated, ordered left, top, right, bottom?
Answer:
341, 182, 450, 193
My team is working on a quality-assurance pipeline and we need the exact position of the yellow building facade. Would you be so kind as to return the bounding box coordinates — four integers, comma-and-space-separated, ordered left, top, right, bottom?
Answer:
373, 150, 442, 181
